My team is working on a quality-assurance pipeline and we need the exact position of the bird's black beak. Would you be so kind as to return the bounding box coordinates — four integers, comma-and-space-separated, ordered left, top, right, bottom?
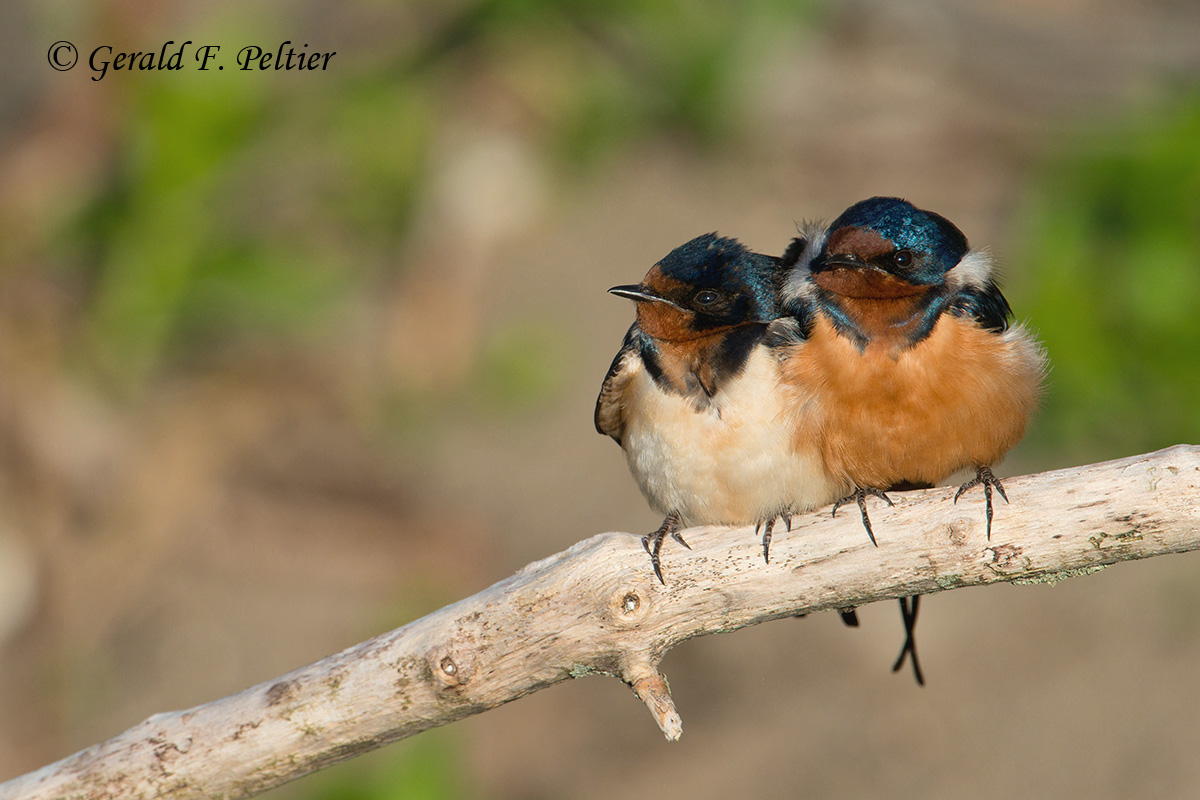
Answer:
608, 285, 684, 310
815, 252, 869, 272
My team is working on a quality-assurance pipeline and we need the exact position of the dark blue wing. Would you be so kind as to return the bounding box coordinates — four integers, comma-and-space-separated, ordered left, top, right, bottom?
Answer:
949, 282, 1012, 333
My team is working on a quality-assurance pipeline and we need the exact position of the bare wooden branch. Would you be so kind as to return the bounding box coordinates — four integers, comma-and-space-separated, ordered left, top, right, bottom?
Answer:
3, 445, 1198, 800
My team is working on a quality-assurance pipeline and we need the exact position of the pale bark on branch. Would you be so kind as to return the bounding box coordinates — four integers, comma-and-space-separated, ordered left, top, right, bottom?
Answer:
3, 445, 1198, 800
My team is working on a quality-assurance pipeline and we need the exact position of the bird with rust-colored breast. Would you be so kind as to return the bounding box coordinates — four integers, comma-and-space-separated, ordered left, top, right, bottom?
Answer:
777, 196, 1047, 682
596, 233, 847, 583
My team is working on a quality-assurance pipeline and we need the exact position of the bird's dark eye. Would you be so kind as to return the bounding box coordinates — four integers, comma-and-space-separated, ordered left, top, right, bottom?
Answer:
894, 249, 914, 268
694, 290, 721, 306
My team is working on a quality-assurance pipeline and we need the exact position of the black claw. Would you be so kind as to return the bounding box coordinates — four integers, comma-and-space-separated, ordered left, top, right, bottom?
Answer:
641, 533, 665, 584
832, 488, 891, 547
858, 501, 878, 546
954, 466, 1009, 541
838, 608, 860, 627
891, 595, 925, 686
984, 481, 993, 540
782, 511, 793, 532
642, 513, 682, 584
873, 489, 896, 508
761, 517, 776, 564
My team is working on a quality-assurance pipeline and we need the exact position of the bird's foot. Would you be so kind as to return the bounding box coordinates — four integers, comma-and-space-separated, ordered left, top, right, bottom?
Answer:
891, 595, 924, 686
953, 465, 1009, 540
642, 513, 688, 584
831, 487, 894, 546
755, 510, 793, 564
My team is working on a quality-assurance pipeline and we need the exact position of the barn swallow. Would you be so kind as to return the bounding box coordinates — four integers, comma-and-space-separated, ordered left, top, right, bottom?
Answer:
596, 232, 847, 582
781, 197, 1046, 537
779, 196, 1047, 682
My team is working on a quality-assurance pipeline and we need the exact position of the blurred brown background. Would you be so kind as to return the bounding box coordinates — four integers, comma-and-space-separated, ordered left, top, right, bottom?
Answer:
2, 0, 1200, 798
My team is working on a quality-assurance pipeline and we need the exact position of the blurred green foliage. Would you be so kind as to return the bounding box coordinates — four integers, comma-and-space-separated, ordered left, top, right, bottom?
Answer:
56, 0, 824, 397
415, 0, 826, 167
381, 320, 568, 453
471, 322, 569, 413
65, 61, 430, 388
1017, 93, 1200, 462
265, 728, 464, 800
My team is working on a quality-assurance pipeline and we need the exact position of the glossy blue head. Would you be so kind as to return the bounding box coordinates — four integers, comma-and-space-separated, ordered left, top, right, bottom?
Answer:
609, 233, 782, 340
816, 197, 969, 285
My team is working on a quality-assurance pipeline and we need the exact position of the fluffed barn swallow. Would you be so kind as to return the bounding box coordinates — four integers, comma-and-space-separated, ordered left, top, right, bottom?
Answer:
778, 196, 1047, 681
781, 197, 1046, 534
596, 233, 847, 582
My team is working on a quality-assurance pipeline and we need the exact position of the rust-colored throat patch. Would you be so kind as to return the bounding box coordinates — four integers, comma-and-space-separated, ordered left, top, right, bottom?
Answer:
814, 268, 928, 300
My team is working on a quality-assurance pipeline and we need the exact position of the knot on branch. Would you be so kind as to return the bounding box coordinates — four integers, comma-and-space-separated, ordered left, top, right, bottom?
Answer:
607, 584, 652, 626
429, 647, 475, 690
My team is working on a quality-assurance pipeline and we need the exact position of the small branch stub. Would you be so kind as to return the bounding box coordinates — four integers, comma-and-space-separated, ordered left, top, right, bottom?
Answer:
627, 664, 683, 742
